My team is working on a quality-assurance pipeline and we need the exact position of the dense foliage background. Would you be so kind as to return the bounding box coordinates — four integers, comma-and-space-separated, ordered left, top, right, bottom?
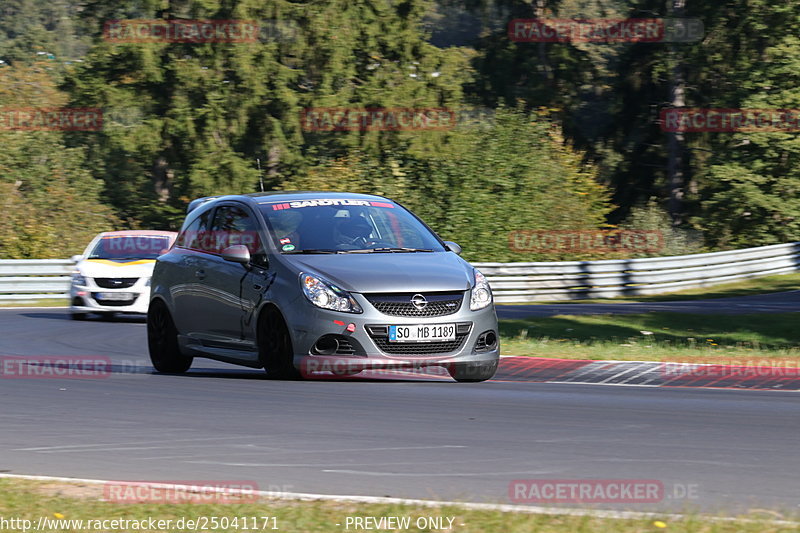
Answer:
0, 0, 797, 261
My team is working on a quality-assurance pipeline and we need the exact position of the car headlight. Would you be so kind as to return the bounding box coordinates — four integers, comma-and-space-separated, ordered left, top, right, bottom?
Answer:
300, 273, 362, 314
71, 271, 86, 286
470, 269, 493, 311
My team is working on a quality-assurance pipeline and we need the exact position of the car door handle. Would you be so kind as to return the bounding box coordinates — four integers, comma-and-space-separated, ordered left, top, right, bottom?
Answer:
195, 269, 206, 280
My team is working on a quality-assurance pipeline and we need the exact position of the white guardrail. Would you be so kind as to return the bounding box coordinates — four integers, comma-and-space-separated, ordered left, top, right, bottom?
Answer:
1, 242, 799, 304
0, 259, 74, 303
475, 242, 800, 303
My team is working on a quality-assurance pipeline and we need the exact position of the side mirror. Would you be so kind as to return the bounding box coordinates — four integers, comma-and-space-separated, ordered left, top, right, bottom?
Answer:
221, 244, 251, 265
70, 255, 83, 263
443, 241, 462, 255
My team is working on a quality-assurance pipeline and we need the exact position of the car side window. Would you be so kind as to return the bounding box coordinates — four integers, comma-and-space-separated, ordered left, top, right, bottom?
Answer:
176, 208, 213, 252
209, 205, 267, 266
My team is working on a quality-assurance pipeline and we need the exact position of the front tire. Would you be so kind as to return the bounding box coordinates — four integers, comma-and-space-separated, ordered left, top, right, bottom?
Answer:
147, 300, 193, 373
258, 308, 300, 380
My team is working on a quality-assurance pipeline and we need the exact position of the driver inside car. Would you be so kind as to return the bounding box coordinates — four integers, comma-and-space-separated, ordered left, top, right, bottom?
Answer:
333, 215, 374, 248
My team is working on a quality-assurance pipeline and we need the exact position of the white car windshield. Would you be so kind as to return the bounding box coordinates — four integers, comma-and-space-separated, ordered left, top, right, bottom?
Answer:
87, 235, 172, 260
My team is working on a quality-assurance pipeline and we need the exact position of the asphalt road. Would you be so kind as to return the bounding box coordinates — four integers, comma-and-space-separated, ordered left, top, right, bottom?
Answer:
496, 290, 800, 318
0, 308, 798, 515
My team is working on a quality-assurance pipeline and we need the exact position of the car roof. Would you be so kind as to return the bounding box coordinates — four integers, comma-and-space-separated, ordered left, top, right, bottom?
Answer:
244, 191, 388, 200
98, 230, 177, 238
247, 191, 393, 204
187, 191, 395, 213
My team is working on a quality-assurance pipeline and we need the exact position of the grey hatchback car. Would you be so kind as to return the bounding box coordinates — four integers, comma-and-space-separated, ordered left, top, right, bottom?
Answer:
147, 192, 499, 382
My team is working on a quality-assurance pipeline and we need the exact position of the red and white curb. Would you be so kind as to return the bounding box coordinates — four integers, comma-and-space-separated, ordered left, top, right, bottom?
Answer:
495, 357, 800, 390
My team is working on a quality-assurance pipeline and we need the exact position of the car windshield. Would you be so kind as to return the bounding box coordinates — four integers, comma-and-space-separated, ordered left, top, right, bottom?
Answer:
87, 235, 172, 260
258, 199, 445, 253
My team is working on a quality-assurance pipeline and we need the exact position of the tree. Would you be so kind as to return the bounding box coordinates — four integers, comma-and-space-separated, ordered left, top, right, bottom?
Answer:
65, 0, 474, 228
692, 2, 800, 247
284, 108, 613, 261
0, 63, 117, 258
0, 0, 87, 65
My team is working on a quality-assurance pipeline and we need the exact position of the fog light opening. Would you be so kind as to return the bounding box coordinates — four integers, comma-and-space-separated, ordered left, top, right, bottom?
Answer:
483, 331, 497, 349
475, 330, 498, 352
313, 336, 340, 356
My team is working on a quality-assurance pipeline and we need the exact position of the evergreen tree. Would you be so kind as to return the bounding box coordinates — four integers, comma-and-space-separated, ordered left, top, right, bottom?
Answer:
65, 0, 473, 228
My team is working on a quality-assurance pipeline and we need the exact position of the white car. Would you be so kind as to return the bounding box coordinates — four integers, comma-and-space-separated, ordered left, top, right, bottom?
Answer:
69, 230, 177, 319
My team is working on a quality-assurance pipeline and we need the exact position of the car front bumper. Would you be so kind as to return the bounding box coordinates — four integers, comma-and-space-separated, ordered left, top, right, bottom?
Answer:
284, 292, 500, 377
70, 283, 151, 314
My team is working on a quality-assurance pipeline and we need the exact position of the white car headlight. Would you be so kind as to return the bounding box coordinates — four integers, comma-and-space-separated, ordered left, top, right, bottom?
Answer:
71, 271, 87, 286
470, 269, 493, 311
300, 273, 362, 314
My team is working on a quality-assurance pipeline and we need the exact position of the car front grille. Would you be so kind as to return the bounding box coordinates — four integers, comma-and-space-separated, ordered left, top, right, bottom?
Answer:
363, 292, 464, 317
94, 277, 138, 289
370, 337, 468, 355
366, 323, 472, 356
91, 295, 136, 307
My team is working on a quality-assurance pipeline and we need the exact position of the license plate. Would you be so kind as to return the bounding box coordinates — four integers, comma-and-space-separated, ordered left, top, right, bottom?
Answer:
95, 292, 134, 301
389, 324, 456, 343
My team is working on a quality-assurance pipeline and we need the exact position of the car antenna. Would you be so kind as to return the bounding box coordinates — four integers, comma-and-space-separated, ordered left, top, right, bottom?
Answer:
256, 158, 264, 192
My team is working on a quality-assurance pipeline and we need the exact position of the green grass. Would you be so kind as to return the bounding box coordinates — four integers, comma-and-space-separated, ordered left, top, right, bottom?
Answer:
0, 299, 68, 308
533, 272, 800, 305
499, 312, 800, 362
0, 479, 796, 533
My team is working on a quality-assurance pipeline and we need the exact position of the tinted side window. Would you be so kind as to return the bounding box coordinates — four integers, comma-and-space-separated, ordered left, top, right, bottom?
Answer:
209, 205, 267, 265
176, 208, 213, 251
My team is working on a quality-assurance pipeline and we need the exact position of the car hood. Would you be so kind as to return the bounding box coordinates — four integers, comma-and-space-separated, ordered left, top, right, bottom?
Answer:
283, 252, 474, 293
76, 259, 157, 278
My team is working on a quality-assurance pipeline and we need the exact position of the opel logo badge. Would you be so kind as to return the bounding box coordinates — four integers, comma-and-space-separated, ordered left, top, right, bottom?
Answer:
411, 294, 428, 310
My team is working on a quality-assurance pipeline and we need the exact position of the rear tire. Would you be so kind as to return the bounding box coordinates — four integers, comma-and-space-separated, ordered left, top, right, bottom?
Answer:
147, 300, 193, 373
258, 308, 300, 380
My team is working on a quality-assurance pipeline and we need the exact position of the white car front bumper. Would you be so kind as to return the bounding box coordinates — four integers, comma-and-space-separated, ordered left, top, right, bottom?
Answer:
70, 278, 151, 314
